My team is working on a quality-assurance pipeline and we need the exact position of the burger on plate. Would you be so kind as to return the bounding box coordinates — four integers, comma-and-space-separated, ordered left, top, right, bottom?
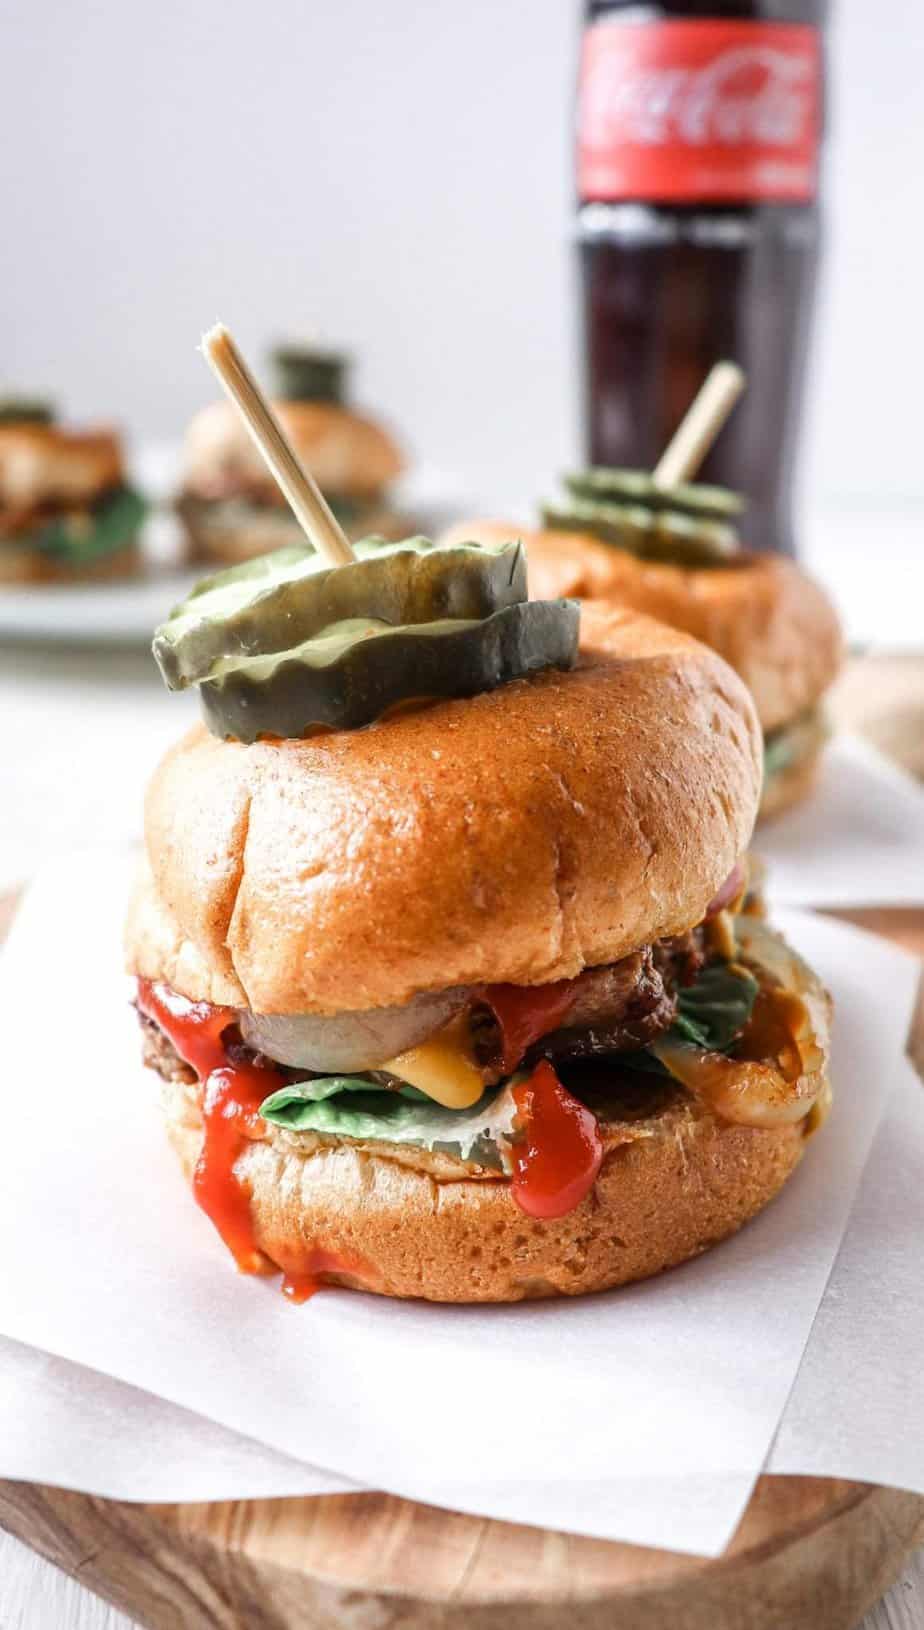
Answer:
126, 538, 832, 1303
442, 505, 843, 823
0, 401, 146, 584
176, 346, 406, 565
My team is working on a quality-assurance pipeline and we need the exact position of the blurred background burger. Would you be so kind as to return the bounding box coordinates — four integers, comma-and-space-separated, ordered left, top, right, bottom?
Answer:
177, 344, 406, 563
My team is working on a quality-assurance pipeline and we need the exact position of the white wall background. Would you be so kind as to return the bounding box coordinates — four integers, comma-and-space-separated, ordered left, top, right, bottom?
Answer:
1, 0, 922, 507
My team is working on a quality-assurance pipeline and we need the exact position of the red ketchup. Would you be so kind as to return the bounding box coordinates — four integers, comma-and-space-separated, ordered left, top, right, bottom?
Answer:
281, 1249, 378, 1304
484, 980, 575, 1074
511, 1061, 603, 1220
138, 979, 378, 1297
137, 979, 283, 1276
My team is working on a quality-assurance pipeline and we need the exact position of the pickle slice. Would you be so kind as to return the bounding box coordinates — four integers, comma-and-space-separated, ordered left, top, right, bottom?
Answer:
544, 497, 657, 556
0, 397, 55, 426
648, 508, 739, 564
199, 599, 579, 742
271, 345, 348, 405
541, 497, 737, 566
182, 543, 312, 602
564, 468, 745, 520
154, 537, 528, 690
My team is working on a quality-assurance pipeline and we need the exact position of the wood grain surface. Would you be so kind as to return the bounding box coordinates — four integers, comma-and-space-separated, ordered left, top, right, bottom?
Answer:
0, 1475, 922, 1630
0, 906, 922, 1629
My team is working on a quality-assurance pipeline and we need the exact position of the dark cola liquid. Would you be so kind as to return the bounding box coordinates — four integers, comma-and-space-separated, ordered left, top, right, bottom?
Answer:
577, 2, 827, 557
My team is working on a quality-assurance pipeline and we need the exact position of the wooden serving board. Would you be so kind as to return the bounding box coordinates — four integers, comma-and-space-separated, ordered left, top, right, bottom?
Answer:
1, 1477, 923, 1630
1, 899, 922, 1630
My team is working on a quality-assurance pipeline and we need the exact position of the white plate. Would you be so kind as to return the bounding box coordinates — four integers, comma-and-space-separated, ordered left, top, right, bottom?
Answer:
0, 556, 204, 647
0, 455, 469, 646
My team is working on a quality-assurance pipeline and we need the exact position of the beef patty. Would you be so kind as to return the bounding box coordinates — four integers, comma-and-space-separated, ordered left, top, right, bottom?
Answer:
138, 929, 707, 1091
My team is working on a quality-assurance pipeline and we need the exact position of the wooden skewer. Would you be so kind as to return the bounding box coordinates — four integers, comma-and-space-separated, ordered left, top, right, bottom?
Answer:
652, 361, 746, 489
200, 323, 355, 566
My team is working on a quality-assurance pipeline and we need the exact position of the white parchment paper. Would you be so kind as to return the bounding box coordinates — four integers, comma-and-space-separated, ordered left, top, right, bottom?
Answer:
755, 734, 924, 907
769, 1048, 924, 1492
0, 857, 915, 1556
0, 1335, 350, 1503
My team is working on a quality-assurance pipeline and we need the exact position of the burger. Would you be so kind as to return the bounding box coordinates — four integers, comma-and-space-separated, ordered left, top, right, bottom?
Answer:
0, 401, 146, 584
125, 537, 831, 1304
176, 346, 406, 565
441, 514, 843, 823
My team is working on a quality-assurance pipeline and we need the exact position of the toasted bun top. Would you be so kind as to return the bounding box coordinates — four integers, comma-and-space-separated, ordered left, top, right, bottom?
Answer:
441, 521, 843, 733
182, 398, 404, 502
128, 609, 760, 1014
0, 425, 123, 510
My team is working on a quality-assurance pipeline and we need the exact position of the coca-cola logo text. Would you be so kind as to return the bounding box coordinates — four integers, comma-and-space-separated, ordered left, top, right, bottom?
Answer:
577, 20, 821, 203
583, 46, 814, 151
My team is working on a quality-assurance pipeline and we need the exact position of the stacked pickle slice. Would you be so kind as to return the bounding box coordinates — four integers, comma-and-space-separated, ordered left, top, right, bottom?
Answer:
543, 467, 746, 566
153, 536, 579, 742
270, 344, 348, 406
0, 397, 55, 425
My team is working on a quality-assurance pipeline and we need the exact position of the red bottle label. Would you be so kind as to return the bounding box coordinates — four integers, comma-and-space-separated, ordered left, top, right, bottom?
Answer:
578, 19, 821, 203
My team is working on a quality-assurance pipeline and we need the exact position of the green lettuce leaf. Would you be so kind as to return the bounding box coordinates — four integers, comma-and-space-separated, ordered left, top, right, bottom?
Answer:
33, 486, 147, 564
259, 1075, 428, 1121
617, 961, 758, 1077
259, 1076, 517, 1170
763, 708, 827, 781
763, 727, 798, 780
671, 961, 758, 1051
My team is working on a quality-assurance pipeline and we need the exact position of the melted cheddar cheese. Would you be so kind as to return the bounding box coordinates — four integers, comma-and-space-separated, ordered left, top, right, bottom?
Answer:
383, 1013, 485, 1109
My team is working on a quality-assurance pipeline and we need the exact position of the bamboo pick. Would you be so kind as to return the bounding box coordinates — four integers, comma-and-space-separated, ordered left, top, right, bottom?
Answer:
200, 323, 355, 566
652, 361, 746, 490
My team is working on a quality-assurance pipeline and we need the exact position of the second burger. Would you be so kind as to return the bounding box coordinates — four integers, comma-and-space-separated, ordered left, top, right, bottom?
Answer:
176, 344, 406, 565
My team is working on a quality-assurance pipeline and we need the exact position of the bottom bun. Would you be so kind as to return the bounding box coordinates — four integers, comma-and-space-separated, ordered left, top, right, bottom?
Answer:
759, 738, 825, 824
0, 541, 140, 585
160, 1069, 811, 1303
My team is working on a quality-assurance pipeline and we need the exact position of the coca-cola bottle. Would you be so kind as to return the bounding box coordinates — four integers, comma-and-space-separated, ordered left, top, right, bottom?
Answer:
577, 1, 828, 556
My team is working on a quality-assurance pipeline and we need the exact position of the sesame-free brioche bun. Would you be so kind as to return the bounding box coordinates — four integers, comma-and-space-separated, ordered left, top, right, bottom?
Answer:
182, 398, 404, 502
159, 1064, 808, 1301
441, 520, 843, 735
0, 424, 123, 510
126, 609, 761, 1015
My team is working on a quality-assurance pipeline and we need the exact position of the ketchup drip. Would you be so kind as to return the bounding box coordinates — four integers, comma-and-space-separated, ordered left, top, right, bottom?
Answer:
194, 1064, 279, 1275
511, 1060, 603, 1220
137, 979, 283, 1275
483, 980, 574, 1075
281, 1248, 378, 1304
137, 980, 233, 1079
138, 979, 379, 1296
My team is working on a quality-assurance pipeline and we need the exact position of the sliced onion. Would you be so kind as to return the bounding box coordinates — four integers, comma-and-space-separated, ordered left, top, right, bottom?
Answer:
239, 986, 469, 1073
651, 1036, 822, 1128
652, 919, 832, 1130
705, 861, 746, 920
